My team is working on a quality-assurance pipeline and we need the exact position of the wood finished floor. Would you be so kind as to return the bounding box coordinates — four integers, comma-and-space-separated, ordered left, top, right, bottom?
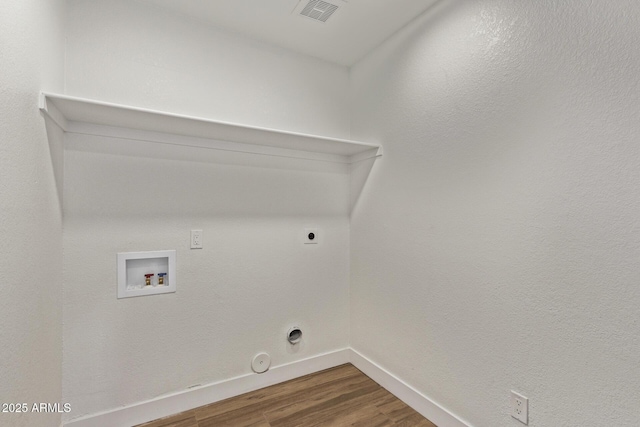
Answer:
136, 364, 437, 427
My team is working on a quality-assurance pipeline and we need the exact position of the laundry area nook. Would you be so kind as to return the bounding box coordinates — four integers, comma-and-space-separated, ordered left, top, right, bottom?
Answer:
2, 1, 640, 426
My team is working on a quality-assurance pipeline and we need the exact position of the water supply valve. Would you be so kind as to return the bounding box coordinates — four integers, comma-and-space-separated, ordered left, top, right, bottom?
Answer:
157, 273, 167, 286
144, 273, 154, 287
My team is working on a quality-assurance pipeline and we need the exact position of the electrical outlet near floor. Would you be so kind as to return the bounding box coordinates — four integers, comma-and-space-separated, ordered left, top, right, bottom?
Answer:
511, 390, 528, 424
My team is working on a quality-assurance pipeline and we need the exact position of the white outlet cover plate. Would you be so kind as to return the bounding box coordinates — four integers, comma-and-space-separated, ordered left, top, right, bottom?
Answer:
251, 352, 271, 373
304, 228, 318, 244
511, 390, 528, 424
191, 229, 203, 249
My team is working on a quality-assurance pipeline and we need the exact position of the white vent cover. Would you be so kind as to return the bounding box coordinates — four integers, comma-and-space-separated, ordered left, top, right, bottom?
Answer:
298, 0, 339, 23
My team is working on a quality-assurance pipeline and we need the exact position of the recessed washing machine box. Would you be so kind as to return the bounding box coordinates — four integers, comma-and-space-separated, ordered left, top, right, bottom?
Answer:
117, 250, 176, 298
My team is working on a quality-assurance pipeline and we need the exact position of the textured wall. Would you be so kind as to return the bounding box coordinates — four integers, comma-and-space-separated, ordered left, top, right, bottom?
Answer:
0, 0, 65, 426
62, 0, 351, 420
350, 1, 640, 426
65, 0, 351, 139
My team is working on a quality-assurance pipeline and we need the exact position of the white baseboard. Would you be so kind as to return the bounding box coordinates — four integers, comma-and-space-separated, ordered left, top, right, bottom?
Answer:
64, 348, 470, 427
349, 348, 472, 427
63, 348, 350, 427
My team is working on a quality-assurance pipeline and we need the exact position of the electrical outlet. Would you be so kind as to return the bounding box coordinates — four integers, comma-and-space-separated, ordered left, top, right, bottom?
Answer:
304, 228, 318, 244
191, 230, 203, 249
511, 391, 528, 424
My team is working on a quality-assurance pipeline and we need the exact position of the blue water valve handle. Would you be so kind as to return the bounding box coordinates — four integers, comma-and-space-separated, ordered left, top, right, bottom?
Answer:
158, 273, 167, 285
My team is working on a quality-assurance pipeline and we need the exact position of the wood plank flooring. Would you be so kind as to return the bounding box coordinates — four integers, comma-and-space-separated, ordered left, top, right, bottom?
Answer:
136, 364, 437, 427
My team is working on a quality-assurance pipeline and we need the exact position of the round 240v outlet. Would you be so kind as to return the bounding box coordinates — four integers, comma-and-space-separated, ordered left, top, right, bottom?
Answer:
251, 352, 271, 374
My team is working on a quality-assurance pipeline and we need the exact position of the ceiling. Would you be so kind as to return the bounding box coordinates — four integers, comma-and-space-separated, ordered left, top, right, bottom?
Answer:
138, 0, 439, 66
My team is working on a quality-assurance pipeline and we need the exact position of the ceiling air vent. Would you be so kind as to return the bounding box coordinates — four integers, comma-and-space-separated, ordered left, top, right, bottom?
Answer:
298, 0, 339, 23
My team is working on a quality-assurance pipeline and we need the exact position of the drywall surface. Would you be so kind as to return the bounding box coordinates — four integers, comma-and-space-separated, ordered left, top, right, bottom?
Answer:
62, 138, 350, 420
65, 0, 351, 139
62, 0, 351, 420
0, 0, 65, 426
350, 1, 640, 426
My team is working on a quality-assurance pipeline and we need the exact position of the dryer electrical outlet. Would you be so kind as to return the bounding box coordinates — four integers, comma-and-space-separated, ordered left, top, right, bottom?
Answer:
304, 228, 318, 244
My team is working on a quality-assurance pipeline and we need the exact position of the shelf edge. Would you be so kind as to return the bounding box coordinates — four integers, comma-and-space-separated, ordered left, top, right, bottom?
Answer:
40, 92, 382, 163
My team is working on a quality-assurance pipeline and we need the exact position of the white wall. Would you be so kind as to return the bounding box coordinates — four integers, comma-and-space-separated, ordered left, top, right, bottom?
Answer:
0, 0, 65, 426
62, 0, 351, 421
350, 1, 640, 426
65, 0, 351, 139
